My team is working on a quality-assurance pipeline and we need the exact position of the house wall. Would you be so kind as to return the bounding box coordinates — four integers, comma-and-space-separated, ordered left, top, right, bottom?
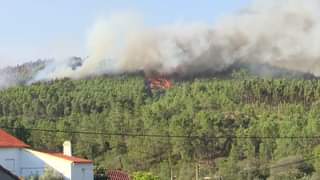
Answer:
71, 163, 94, 180
0, 148, 93, 180
19, 149, 51, 177
23, 149, 72, 180
0, 148, 21, 175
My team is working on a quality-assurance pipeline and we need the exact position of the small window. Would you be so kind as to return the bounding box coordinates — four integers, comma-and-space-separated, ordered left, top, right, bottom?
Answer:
81, 168, 86, 180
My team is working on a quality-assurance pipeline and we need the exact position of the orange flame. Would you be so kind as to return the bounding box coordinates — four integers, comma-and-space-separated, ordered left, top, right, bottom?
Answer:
148, 77, 173, 90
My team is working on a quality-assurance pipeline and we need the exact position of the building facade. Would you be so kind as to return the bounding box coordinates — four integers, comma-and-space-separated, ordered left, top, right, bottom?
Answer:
0, 129, 93, 180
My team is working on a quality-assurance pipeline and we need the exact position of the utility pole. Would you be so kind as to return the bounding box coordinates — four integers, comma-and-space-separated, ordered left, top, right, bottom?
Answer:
170, 167, 173, 180
166, 117, 173, 180
196, 163, 199, 180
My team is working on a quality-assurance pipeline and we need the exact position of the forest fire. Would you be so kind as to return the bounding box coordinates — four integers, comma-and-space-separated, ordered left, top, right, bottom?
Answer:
147, 77, 173, 90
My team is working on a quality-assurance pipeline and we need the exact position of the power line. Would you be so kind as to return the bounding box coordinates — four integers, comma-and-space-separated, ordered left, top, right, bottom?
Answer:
2, 126, 320, 140
4, 126, 320, 178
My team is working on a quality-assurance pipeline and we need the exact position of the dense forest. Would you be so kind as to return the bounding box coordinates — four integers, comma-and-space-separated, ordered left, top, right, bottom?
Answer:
1, 70, 320, 179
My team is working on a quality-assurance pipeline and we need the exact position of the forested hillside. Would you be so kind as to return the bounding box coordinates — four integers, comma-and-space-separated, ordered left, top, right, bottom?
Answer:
1, 74, 320, 179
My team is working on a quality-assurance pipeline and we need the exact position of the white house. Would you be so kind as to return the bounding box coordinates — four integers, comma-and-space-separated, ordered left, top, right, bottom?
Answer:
0, 129, 93, 180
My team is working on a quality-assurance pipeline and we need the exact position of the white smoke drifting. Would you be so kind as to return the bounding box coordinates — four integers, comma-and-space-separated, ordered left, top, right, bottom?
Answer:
0, 76, 10, 89
34, 0, 320, 81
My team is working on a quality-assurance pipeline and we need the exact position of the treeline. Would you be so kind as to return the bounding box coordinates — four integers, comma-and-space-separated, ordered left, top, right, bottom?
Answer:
1, 75, 320, 179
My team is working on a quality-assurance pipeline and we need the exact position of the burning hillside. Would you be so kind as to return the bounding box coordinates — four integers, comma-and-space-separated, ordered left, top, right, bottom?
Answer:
1, 0, 320, 89
31, 0, 320, 83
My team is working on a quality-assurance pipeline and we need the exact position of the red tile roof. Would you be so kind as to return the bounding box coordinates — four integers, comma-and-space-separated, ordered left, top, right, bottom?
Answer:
46, 153, 93, 164
0, 129, 30, 148
0, 129, 92, 164
107, 170, 130, 180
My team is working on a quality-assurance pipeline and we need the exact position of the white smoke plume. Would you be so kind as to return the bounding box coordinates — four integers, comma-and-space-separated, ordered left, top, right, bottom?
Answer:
0, 76, 10, 89
33, 0, 320, 81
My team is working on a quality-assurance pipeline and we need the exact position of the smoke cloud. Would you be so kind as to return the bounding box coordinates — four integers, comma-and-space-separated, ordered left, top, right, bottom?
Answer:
33, 0, 320, 81
0, 76, 10, 89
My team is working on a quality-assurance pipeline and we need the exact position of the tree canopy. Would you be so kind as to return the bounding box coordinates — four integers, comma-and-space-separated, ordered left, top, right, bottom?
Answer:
1, 74, 320, 179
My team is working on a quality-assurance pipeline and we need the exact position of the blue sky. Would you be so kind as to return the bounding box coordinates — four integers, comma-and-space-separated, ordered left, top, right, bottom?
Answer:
0, 0, 252, 67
